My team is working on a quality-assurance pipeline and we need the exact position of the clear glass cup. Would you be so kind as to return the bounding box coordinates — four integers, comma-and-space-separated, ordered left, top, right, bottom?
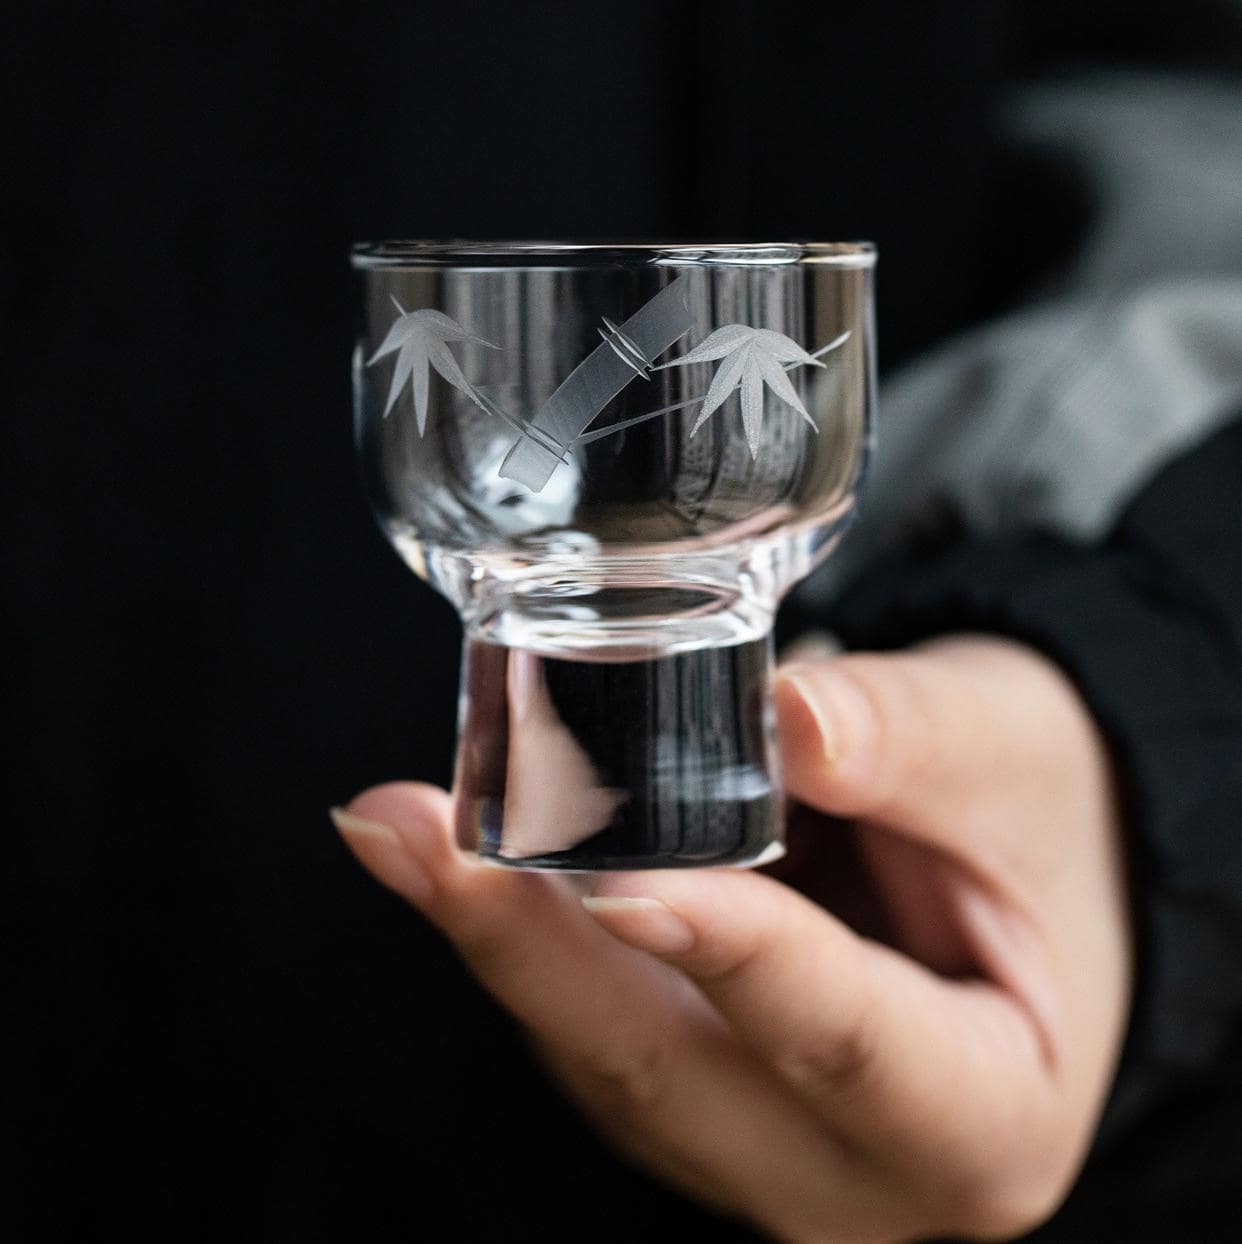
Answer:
351, 241, 875, 869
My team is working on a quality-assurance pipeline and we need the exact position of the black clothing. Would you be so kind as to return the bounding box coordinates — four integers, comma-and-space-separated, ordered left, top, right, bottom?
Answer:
7, 3, 1242, 1241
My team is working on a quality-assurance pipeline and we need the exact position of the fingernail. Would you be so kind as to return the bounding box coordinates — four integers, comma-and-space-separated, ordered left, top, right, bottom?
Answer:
581, 895, 695, 955
329, 807, 434, 904
774, 668, 839, 763
330, 806, 398, 843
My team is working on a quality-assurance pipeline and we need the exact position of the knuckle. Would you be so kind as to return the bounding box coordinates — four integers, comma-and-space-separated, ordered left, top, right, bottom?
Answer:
564, 1038, 671, 1115
773, 995, 880, 1102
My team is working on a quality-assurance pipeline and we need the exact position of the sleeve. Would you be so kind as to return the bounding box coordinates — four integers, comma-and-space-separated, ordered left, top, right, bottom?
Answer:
811, 412, 1242, 1143
808, 70, 1242, 602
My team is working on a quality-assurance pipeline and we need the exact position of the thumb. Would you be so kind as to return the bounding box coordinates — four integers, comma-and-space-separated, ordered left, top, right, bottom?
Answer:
773, 636, 1073, 856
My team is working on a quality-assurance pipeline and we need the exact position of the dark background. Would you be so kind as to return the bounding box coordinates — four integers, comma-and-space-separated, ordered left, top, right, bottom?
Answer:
6, 3, 1241, 1240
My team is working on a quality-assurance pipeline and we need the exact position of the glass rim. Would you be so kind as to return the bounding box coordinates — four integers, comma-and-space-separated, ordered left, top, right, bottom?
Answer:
350, 239, 876, 269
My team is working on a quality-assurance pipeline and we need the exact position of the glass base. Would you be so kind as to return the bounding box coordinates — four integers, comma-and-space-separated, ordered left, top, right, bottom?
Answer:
452, 634, 783, 870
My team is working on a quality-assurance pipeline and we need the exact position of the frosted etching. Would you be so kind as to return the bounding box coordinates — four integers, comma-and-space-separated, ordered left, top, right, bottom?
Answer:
368, 299, 498, 434
367, 277, 849, 490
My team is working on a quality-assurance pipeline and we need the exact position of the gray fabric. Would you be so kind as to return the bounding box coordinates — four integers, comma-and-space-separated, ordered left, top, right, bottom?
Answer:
805, 72, 1242, 601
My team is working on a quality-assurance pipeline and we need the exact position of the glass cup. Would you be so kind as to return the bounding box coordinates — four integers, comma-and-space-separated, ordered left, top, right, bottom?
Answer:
351, 241, 875, 869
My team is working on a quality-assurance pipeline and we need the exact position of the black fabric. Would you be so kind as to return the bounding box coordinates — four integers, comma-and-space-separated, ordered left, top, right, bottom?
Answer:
800, 415, 1242, 1234
8, 3, 1242, 1241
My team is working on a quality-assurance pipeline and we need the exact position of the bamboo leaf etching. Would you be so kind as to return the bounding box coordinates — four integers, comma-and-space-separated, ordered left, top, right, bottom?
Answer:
655, 326, 823, 457
367, 298, 498, 434
366, 287, 849, 487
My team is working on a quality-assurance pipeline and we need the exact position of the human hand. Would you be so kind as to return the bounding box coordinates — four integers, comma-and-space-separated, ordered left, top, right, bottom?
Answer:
332, 635, 1132, 1242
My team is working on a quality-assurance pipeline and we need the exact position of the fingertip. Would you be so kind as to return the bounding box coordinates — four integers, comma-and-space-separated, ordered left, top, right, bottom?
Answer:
584, 867, 859, 999
774, 663, 837, 758
344, 780, 453, 833
586, 866, 791, 946
587, 866, 739, 904
581, 894, 696, 956
330, 802, 435, 905
334, 782, 454, 900
339, 784, 564, 916
774, 662, 879, 814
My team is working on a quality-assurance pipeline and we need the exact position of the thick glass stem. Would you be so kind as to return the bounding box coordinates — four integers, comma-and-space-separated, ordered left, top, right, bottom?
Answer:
452, 632, 784, 869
